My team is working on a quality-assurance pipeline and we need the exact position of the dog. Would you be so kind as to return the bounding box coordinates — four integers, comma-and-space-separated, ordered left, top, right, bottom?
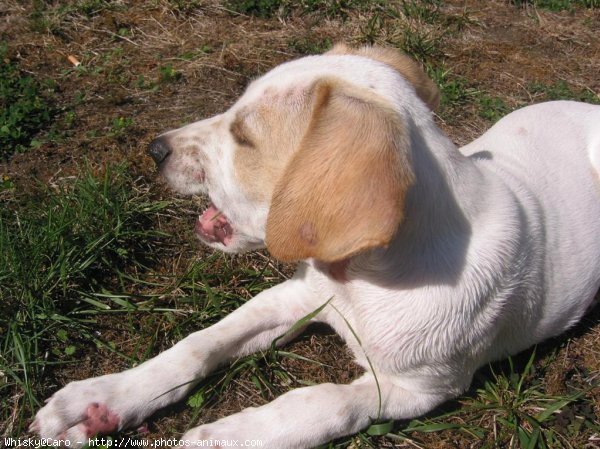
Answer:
32, 44, 600, 448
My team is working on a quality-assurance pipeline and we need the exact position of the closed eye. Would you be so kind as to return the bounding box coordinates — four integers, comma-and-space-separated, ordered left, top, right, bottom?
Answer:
230, 114, 256, 148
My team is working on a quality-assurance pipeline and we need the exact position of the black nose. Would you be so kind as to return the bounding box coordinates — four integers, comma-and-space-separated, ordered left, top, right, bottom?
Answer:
147, 137, 172, 165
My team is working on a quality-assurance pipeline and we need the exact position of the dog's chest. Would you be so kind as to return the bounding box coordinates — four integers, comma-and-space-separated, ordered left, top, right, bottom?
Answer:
306, 264, 475, 376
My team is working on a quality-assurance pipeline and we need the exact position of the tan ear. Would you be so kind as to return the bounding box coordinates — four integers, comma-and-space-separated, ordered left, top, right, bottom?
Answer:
265, 80, 415, 263
327, 43, 440, 111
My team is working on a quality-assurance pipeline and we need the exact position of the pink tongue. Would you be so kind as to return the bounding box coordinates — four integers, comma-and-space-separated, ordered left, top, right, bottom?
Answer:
196, 204, 233, 245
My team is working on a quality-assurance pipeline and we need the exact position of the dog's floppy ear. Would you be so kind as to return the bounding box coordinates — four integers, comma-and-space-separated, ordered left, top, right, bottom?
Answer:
327, 44, 440, 111
265, 79, 415, 263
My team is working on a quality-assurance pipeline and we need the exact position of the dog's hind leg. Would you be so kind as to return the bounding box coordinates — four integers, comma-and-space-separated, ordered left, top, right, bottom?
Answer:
179, 373, 451, 449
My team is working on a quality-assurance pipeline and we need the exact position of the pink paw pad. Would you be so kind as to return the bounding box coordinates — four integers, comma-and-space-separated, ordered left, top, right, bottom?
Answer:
79, 403, 120, 437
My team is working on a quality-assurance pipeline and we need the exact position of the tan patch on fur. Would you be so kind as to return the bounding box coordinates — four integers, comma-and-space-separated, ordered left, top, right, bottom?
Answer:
266, 79, 415, 262
328, 43, 440, 111
233, 91, 314, 202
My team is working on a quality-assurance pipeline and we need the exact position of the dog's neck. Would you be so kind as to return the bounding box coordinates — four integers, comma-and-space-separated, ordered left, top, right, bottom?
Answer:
352, 117, 496, 285
310, 115, 498, 285
313, 258, 351, 282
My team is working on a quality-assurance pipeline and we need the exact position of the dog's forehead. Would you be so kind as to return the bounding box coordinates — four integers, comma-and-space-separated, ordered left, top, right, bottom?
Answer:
235, 54, 399, 108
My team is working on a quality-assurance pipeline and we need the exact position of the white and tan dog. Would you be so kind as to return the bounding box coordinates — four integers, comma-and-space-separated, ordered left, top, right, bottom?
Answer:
33, 45, 600, 448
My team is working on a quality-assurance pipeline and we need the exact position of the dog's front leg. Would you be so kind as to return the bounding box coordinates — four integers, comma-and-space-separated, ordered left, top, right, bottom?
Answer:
179, 373, 447, 449
32, 275, 319, 446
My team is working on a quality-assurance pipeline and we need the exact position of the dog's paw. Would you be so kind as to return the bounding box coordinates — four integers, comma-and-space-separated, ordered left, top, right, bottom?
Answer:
31, 373, 142, 447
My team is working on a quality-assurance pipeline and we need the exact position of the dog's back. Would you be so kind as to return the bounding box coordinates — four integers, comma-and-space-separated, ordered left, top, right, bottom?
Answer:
461, 101, 600, 350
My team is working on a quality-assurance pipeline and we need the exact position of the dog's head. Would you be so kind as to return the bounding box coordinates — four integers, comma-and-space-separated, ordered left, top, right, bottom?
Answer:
148, 44, 439, 263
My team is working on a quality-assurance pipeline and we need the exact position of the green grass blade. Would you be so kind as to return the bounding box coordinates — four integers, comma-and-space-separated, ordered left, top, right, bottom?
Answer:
329, 303, 383, 423
366, 420, 394, 435
271, 297, 332, 349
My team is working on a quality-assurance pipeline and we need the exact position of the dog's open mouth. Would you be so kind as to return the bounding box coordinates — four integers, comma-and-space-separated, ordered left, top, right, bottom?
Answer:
196, 203, 234, 246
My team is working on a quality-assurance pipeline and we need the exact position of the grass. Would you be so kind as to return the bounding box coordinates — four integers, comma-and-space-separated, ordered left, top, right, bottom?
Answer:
399, 27, 443, 63
166, 0, 205, 14
350, 1, 472, 66
528, 80, 600, 104
0, 163, 286, 443
288, 37, 333, 55
0, 164, 171, 436
323, 349, 599, 449
226, 0, 388, 19
477, 94, 511, 123
227, 0, 290, 17
313, 347, 599, 449
511, 0, 599, 11
429, 68, 600, 125
159, 64, 183, 84
398, 0, 442, 23
29, 0, 123, 35
455, 351, 593, 448
108, 116, 134, 137
427, 66, 513, 124
0, 43, 54, 160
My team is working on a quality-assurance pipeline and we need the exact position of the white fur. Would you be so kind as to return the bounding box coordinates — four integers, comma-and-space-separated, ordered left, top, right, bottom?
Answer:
33, 52, 600, 448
